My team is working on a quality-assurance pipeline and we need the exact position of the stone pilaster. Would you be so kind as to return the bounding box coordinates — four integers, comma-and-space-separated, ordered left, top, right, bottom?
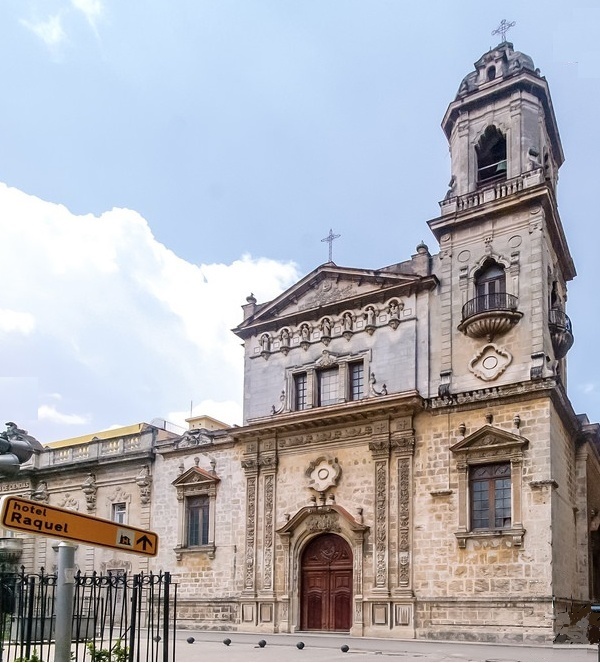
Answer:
242, 445, 259, 596
370, 428, 390, 594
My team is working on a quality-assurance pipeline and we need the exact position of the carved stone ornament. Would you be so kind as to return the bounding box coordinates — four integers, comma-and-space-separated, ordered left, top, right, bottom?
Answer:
81, 473, 97, 512
315, 350, 338, 368
368, 373, 387, 397
302, 280, 355, 310
176, 429, 213, 449
308, 513, 341, 533
136, 465, 152, 505
59, 493, 80, 511
306, 457, 342, 492
31, 481, 49, 503
271, 390, 286, 415
468, 343, 512, 381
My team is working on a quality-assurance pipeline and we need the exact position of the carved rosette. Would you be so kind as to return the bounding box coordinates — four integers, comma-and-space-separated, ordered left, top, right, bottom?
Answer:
468, 343, 512, 381
306, 457, 341, 492
263, 474, 274, 590
374, 460, 387, 588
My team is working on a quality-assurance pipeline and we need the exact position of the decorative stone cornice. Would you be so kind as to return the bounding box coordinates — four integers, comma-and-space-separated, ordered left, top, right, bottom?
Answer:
236, 392, 424, 441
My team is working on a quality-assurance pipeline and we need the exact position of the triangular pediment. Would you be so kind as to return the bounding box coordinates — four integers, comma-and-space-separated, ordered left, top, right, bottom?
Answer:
171, 466, 220, 488
449, 424, 528, 454
235, 263, 432, 337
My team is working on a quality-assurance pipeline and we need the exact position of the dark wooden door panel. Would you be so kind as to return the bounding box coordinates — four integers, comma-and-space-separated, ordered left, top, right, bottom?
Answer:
301, 534, 353, 631
332, 589, 351, 630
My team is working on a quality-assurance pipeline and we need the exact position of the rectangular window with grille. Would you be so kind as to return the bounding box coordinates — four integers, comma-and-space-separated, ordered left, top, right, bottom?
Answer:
318, 368, 338, 406
470, 463, 511, 530
187, 495, 210, 546
349, 362, 364, 401
294, 373, 308, 410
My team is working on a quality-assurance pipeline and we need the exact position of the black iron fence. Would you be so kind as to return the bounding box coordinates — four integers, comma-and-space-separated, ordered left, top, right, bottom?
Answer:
0, 568, 177, 662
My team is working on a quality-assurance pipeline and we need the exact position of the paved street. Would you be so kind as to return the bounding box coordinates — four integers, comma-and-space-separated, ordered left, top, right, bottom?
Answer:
172, 631, 599, 662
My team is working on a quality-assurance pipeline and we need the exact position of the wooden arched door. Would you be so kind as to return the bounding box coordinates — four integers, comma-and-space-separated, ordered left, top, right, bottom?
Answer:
300, 533, 352, 631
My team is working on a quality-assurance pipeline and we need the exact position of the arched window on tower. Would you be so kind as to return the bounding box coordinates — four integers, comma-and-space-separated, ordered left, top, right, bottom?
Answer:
459, 258, 522, 340
474, 260, 506, 312
476, 126, 507, 185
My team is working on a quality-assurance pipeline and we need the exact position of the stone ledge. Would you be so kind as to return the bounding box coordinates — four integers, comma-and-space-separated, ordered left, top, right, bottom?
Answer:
454, 527, 525, 548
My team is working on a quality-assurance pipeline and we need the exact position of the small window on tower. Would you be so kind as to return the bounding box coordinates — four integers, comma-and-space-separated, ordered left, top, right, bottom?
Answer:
476, 125, 507, 184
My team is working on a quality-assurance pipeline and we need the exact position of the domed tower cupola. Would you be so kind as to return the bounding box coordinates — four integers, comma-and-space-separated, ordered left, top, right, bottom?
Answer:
456, 41, 536, 96
439, 41, 564, 203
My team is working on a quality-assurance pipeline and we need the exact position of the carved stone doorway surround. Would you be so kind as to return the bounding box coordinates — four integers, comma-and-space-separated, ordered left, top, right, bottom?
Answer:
277, 504, 369, 636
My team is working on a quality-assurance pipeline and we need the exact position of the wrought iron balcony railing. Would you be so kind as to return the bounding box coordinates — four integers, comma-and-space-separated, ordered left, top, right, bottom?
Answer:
548, 308, 574, 359
458, 293, 522, 341
462, 293, 519, 320
548, 308, 573, 334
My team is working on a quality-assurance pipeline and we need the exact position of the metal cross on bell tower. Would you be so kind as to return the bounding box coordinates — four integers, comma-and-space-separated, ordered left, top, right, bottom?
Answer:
492, 19, 516, 43
321, 228, 341, 263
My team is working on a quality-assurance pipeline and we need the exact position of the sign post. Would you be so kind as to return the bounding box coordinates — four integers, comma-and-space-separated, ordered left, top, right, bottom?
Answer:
54, 542, 76, 663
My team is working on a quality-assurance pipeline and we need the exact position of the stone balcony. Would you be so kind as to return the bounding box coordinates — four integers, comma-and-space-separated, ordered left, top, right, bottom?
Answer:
440, 169, 544, 216
458, 293, 522, 341
549, 308, 574, 359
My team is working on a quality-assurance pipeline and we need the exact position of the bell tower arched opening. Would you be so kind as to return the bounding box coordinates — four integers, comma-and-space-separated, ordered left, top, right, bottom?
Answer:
476, 125, 507, 185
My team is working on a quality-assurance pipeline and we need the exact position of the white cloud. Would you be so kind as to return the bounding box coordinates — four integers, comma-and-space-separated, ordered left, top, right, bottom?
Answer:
71, 0, 103, 26
0, 309, 35, 335
0, 183, 298, 442
21, 14, 66, 49
38, 404, 90, 426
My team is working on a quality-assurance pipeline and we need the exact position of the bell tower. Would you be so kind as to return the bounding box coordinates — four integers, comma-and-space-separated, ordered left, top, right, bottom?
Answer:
428, 41, 575, 397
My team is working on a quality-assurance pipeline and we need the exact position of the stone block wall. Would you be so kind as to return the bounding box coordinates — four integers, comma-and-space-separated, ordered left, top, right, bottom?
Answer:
152, 441, 246, 601
411, 397, 556, 641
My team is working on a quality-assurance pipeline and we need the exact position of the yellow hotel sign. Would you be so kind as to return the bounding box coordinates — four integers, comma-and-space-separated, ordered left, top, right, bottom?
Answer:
0, 496, 158, 557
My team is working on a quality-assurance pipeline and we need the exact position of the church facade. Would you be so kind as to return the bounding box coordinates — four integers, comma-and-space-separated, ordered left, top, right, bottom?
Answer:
3, 41, 600, 644
148, 41, 600, 643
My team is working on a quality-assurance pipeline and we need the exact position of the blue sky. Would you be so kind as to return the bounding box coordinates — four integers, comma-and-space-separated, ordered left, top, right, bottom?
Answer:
1, 0, 599, 442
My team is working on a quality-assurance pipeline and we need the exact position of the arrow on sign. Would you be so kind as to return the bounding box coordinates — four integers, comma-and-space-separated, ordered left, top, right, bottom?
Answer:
136, 534, 154, 552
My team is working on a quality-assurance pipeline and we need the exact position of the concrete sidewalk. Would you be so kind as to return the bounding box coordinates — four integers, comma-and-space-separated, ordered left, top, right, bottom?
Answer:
172, 630, 598, 662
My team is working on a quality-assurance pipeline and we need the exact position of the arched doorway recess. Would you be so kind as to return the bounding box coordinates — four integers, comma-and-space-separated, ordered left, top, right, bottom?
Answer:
300, 533, 352, 631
